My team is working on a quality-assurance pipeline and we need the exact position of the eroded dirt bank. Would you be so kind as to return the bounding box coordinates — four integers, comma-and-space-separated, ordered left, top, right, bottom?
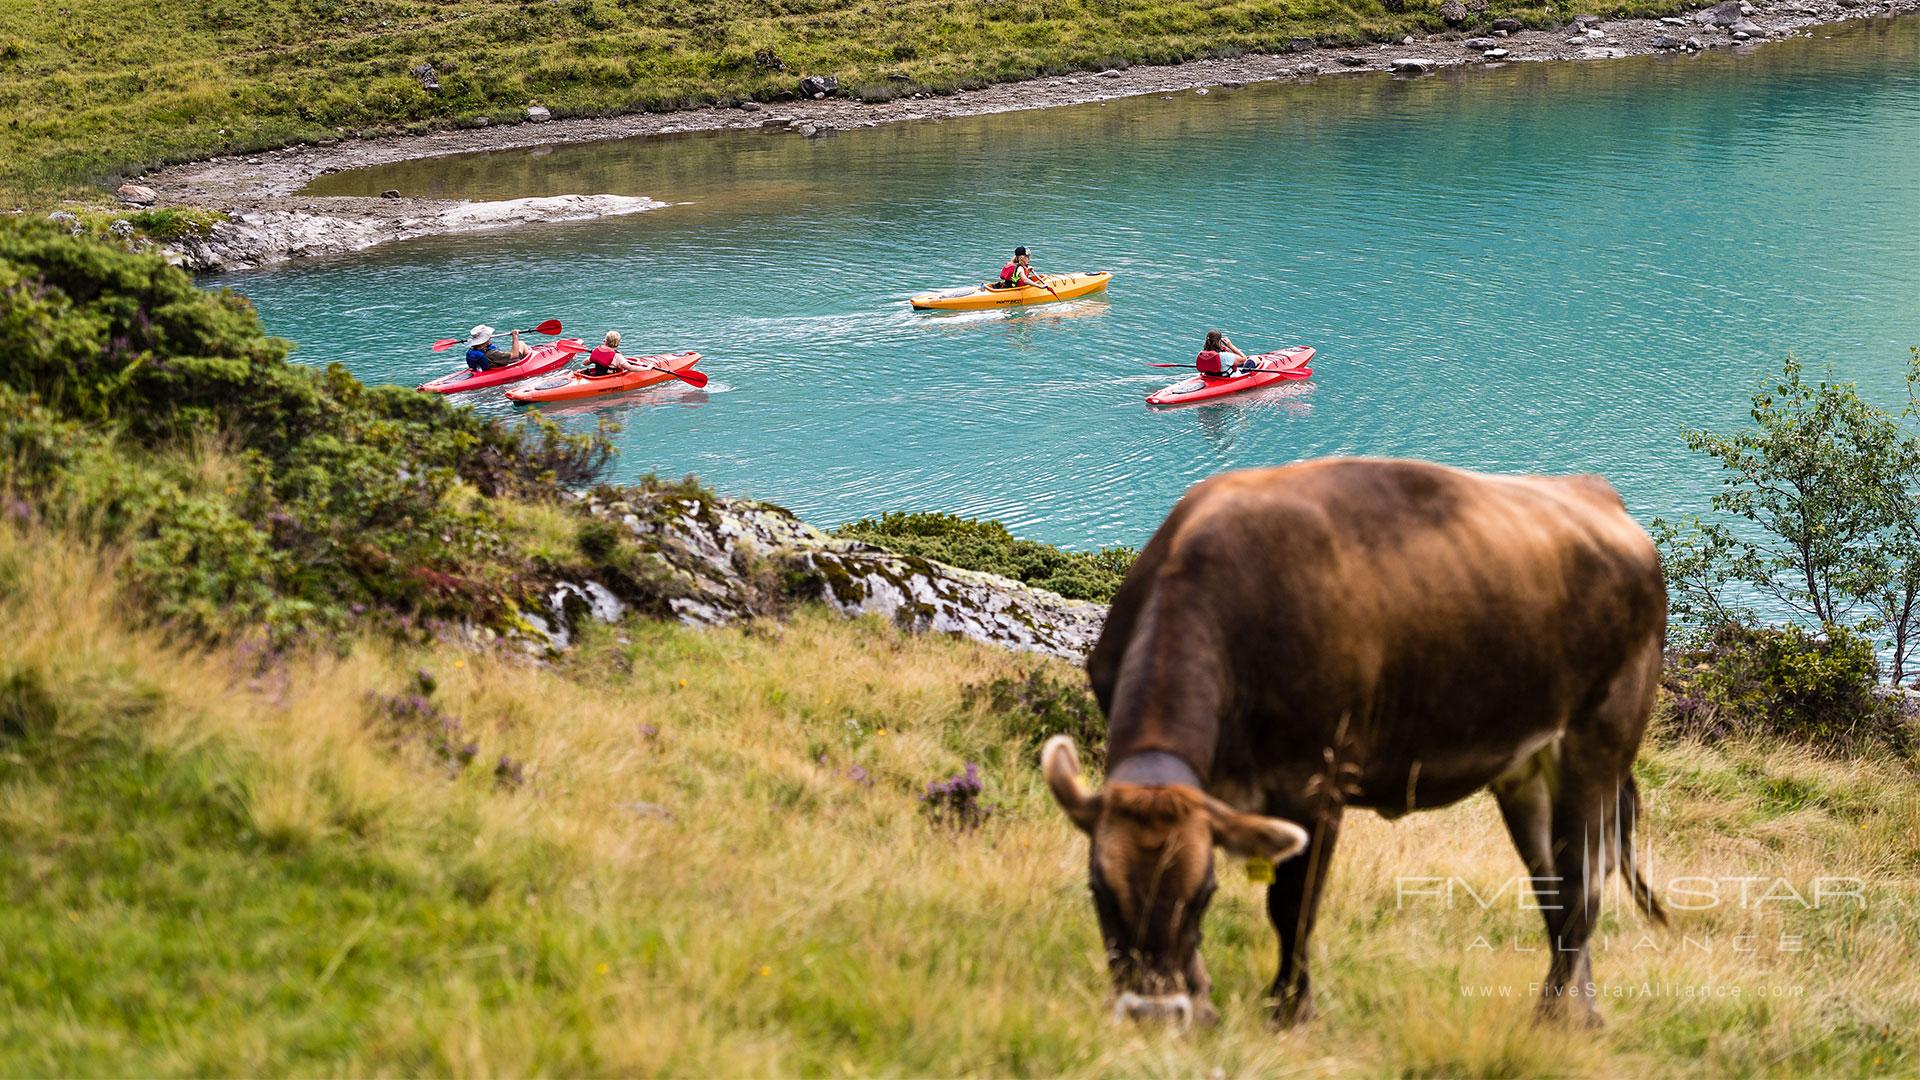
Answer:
142, 1, 1917, 271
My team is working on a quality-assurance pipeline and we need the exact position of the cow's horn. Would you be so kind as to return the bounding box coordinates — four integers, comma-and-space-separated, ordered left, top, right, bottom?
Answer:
1042, 735, 1101, 833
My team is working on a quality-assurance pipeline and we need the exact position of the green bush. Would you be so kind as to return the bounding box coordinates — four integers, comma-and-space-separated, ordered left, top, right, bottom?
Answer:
968, 664, 1108, 767
1662, 622, 1909, 752
0, 221, 618, 642
833, 511, 1134, 603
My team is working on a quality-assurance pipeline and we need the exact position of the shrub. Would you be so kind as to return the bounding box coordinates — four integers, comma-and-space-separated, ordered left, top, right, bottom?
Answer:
968, 664, 1106, 765
833, 511, 1134, 603
1662, 622, 1909, 752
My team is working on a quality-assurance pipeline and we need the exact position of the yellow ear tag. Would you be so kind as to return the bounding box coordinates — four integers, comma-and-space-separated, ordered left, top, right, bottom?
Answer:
1245, 855, 1275, 884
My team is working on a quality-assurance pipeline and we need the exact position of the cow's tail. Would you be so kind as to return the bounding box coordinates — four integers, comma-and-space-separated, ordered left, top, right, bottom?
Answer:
1615, 774, 1666, 926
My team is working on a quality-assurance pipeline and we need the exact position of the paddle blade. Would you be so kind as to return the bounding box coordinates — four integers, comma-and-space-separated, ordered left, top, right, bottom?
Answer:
431, 338, 461, 351
533, 319, 563, 335
670, 366, 709, 388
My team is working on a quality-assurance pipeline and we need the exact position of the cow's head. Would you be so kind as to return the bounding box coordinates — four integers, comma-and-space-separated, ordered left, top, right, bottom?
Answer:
1042, 735, 1308, 1027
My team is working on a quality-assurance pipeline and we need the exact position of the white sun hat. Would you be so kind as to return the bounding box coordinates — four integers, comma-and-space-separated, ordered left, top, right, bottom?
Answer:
466, 324, 495, 347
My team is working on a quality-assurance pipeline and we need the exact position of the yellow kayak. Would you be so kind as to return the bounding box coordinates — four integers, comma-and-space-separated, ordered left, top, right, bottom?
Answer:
909, 271, 1112, 311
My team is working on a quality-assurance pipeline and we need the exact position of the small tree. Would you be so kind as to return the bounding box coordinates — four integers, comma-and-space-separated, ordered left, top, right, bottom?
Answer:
1655, 351, 1920, 684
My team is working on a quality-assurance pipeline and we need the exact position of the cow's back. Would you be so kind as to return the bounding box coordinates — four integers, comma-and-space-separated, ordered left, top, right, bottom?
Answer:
1089, 458, 1664, 813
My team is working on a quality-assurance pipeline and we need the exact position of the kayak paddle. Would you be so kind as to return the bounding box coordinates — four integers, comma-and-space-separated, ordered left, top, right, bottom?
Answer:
634, 360, 709, 388
431, 318, 564, 351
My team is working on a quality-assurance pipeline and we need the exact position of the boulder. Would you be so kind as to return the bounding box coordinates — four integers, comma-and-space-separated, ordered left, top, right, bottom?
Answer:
1652, 34, 1686, 48
1661, 16, 1690, 23
1576, 45, 1629, 58
1491, 17, 1523, 31
1695, 0, 1746, 25
526, 105, 552, 122
797, 74, 838, 98
109, 219, 135, 238
1687, 36, 1705, 48
1571, 13, 1602, 26
115, 182, 158, 206
1728, 17, 1767, 34
1463, 36, 1499, 49
1483, 47, 1510, 58
1096, 68, 1123, 78
1439, 0, 1468, 24
379, 189, 401, 199
1287, 37, 1315, 52
409, 63, 440, 91
738, 100, 762, 111
1389, 57, 1435, 73
1336, 54, 1371, 65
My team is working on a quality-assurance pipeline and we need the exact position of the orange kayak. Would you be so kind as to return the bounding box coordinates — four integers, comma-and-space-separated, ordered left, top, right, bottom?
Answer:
506, 352, 702, 403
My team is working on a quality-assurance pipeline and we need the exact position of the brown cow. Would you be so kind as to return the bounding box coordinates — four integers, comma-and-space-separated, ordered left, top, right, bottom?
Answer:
1045, 458, 1666, 1029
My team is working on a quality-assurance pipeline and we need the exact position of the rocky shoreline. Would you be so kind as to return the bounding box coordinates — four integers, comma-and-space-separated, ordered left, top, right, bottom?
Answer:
524, 488, 1107, 661
138, 1, 1916, 272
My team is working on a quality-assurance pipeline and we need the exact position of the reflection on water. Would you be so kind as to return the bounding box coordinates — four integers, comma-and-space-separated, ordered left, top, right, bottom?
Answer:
220, 17, 1920, 550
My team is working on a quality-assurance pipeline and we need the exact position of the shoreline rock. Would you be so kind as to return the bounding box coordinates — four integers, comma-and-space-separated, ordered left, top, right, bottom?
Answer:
140, 2, 1920, 272
533, 489, 1107, 661
166, 194, 665, 273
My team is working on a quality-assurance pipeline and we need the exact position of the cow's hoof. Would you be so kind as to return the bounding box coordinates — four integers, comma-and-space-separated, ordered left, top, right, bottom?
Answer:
1534, 999, 1604, 1030
1266, 996, 1315, 1029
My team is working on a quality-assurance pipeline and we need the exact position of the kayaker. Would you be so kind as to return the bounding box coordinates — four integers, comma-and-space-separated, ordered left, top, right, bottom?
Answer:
465, 325, 529, 371
996, 247, 1046, 290
584, 331, 651, 375
1197, 330, 1250, 377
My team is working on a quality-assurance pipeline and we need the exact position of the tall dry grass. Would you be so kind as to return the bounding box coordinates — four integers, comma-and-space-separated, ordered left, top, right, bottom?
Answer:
0, 519, 1914, 1075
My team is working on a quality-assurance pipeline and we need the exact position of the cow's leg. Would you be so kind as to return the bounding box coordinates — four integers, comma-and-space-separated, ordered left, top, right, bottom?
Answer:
1538, 641, 1661, 1027
1490, 748, 1557, 925
1265, 811, 1341, 1027
1536, 769, 1612, 1027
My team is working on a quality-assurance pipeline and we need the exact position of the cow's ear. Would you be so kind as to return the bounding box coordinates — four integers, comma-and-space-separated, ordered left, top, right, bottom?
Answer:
1042, 735, 1101, 834
1205, 800, 1309, 863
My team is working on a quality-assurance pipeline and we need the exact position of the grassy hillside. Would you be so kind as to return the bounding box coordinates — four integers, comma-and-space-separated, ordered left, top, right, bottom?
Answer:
4, 198, 1917, 1076
4, 520, 1918, 1075
2, 0, 1690, 206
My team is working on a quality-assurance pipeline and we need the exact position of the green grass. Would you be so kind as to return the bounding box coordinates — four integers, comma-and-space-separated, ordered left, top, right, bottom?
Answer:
4, 524, 1917, 1076
2, 0, 1694, 207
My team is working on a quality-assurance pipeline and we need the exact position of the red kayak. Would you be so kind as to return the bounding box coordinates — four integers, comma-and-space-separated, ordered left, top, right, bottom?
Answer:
418, 339, 586, 394
506, 352, 703, 403
1146, 346, 1315, 407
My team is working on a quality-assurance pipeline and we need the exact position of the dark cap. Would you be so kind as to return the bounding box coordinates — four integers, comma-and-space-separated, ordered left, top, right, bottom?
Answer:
1014, 246, 1029, 256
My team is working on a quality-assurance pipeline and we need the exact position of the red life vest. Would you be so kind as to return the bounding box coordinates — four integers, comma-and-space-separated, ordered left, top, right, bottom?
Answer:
1000, 261, 1021, 286
1196, 349, 1226, 375
588, 345, 619, 371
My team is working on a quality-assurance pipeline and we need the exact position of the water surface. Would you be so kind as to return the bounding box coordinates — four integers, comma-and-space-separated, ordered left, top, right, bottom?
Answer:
220, 18, 1920, 549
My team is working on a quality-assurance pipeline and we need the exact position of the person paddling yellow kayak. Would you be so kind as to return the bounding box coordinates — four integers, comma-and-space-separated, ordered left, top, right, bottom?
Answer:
910, 245, 1110, 311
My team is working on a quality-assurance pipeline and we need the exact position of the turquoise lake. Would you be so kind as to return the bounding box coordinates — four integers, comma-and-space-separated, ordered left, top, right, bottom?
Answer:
215, 18, 1920, 551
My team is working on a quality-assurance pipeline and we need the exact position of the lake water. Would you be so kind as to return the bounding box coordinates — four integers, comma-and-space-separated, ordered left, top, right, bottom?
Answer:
215, 18, 1920, 550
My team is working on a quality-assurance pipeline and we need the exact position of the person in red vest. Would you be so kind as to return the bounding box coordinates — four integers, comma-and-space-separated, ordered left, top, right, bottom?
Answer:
1196, 329, 1250, 377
